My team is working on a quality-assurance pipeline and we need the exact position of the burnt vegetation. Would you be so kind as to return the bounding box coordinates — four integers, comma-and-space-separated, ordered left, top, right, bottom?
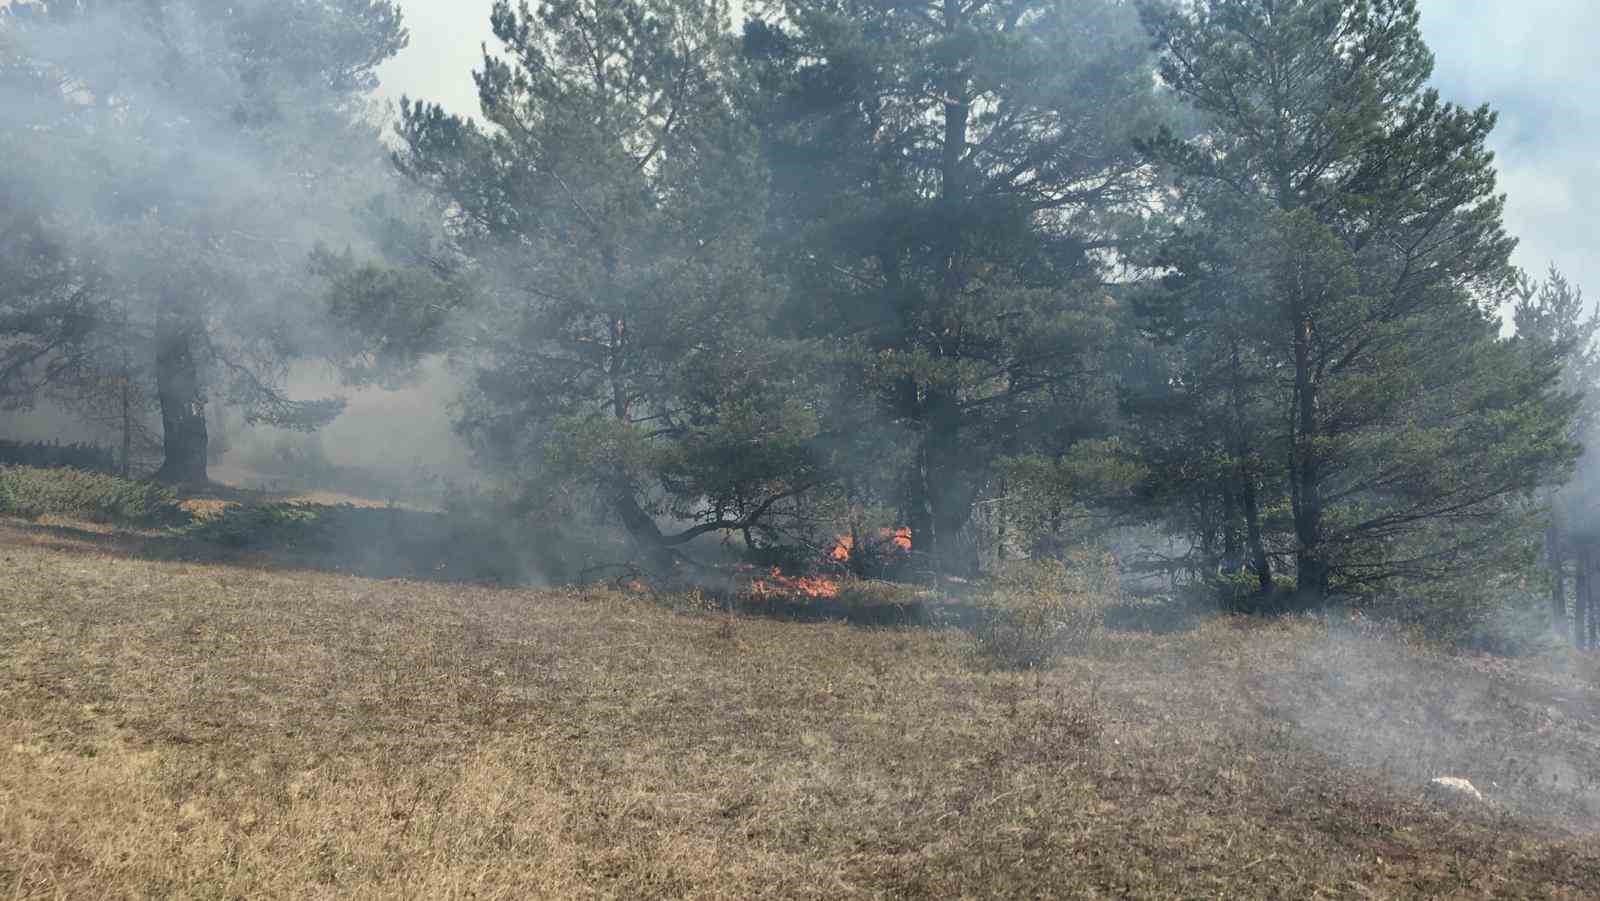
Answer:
5, 0, 1600, 895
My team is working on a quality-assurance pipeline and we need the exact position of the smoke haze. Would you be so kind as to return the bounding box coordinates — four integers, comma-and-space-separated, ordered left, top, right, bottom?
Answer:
4, 3, 1600, 874
13, 0, 1595, 496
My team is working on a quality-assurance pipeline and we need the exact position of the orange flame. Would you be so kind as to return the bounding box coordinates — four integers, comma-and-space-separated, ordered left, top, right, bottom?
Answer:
738, 527, 911, 602
890, 527, 913, 551
829, 527, 913, 562
747, 566, 841, 599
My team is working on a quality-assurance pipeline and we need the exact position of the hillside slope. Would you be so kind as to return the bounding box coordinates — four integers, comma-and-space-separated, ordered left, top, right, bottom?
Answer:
3, 519, 1600, 898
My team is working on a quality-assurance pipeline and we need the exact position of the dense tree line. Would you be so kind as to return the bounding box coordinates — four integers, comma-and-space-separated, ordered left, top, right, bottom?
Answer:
2, 0, 1593, 626
0, 0, 410, 482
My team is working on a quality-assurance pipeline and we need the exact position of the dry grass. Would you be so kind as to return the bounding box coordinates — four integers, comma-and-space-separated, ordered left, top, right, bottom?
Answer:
4, 517, 1600, 898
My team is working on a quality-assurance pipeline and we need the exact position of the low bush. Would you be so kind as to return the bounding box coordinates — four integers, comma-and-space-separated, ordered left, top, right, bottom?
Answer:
969, 550, 1120, 670
1209, 570, 1306, 614
0, 465, 187, 527
1357, 575, 1563, 657
184, 502, 330, 548
0, 439, 118, 474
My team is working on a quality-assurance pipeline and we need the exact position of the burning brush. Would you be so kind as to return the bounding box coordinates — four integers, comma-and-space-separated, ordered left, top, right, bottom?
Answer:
829, 526, 913, 562
738, 527, 913, 601
746, 567, 843, 599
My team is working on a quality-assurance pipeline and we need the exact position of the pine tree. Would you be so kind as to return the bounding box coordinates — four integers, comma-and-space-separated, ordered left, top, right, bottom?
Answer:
1139, 0, 1579, 604
0, 0, 408, 482
395, 0, 823, 574
742, 0, 1166, 573
1512, 266, 1600, 641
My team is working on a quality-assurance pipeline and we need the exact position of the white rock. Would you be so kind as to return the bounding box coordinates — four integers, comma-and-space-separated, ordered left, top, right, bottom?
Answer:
1425, 776, 1484, 804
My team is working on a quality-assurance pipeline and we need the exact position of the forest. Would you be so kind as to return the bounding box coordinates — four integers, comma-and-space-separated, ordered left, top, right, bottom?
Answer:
3, 0, 1598, 651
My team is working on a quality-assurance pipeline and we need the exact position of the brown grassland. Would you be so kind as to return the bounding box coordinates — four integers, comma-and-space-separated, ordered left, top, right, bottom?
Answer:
5, 511, 1600, 898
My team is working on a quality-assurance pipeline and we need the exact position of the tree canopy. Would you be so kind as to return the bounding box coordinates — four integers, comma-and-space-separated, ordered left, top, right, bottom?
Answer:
0, 0, 410, 481
739, 0, 1168, 573
3, 0, 1593, 635
1133, 0, 1578, 604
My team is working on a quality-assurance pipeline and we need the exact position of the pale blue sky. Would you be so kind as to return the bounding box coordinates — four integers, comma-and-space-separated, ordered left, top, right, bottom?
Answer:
377, 1, 1600, 305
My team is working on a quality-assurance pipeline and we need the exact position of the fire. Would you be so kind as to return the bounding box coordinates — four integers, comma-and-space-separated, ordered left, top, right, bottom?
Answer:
737, 526, 911, 602
829, 527, 913, 562
890, 527, 913, 551
748, 566, 841, 599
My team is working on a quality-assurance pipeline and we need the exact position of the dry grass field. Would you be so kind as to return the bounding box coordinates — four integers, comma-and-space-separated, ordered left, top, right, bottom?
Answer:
5, 512, 1600, 898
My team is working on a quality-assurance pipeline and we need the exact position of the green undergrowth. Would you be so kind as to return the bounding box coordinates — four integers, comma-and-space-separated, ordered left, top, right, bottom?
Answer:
183, 501, 333, 548
0, 439, 117, 473
0, 466, 1568, 660
0, 465, 187, 527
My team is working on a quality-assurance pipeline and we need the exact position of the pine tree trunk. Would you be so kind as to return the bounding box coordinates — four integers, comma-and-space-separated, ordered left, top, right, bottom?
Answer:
995, 474, 1008, 564
920, 0, 975, 578
926, 395, 979, 575
1290, 317, 1328, 605
1576, 544, 1591, 651
119, 371, 133, 479
1549, 517, 1568, 641
1587, 548, 1596, 651
1221, 484, 1243, 576
153, 325, 208, 485
904, 421, 937, 573
1227, 340, 1271, 593
847, 519, 867, 579
1242, 478, 1272, 593
607, 478, 681, 577
932, 484, 979, 577
899, 383, 981, 576
1590, 550, 1599, 651
117, 302, 134, 479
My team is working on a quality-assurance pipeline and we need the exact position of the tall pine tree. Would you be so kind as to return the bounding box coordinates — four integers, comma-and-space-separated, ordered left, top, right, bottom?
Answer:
0, 0, 408, 482
1512, 267, 1600, 641
1138, 0, 1578, 604
742, 0, 1166, 573
395, 0, 824, 574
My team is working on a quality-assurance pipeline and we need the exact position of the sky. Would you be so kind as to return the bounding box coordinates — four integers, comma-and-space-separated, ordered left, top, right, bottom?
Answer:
376, 0, 1600, 309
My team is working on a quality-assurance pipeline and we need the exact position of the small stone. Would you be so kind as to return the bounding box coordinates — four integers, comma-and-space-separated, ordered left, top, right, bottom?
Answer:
1425, 776, 1484, 804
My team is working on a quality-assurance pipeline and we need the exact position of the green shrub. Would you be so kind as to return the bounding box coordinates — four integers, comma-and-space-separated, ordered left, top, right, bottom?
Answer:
0, 465, 187, 527
1207, 572, 1307, 616
1357, 575, 1562, 657
185, 502, 330, 548
969, 551, 1120, 670
0, 440, 117, 473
